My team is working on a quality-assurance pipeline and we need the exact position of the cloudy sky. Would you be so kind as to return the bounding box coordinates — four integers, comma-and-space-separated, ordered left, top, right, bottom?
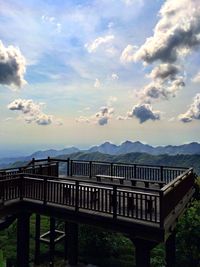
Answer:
0, 0, 200, 156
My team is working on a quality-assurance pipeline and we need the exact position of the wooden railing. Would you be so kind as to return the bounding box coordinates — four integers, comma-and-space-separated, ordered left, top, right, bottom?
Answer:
0, 162, 59, 179
1, 157, 187, 183
60, 159, 187, 183
159, 168, 195, 226
0, 174, 161, 224
0, 158, 195, 228
0, 166, 195, 227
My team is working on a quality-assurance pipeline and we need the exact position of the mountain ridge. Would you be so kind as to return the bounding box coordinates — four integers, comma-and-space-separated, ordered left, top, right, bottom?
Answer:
1, 141, 200, 168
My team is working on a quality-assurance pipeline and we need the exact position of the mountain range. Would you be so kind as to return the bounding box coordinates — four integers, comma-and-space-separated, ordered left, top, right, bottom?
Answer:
1, 140, 200, 169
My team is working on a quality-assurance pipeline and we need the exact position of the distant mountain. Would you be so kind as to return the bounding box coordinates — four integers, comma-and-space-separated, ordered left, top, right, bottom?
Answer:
31, 147, 79, 158
88, 142, 118, 154
1, 141, 200, 169
88, 141, 200, 155
7, 151, 200, 175
0, 146, 80, 169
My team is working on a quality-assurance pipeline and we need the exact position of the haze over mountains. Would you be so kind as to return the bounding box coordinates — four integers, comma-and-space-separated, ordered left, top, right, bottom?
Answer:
1, 141, 200, 168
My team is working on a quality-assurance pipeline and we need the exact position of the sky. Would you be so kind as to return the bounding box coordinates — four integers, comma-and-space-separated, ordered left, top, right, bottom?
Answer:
0, 0, 200, 156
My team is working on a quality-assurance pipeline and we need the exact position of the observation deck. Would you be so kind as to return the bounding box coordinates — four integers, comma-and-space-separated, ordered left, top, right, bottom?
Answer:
0, 158, 196, 267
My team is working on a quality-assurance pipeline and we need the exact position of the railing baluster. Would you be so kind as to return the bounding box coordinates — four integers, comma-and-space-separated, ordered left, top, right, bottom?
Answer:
75, 181, 79, 212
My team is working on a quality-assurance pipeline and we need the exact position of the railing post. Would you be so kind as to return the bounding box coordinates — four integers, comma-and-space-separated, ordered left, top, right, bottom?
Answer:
89, 161, 92, 178
20, 173, 24, 201
134, 164, 137, 178
160, 166, 164, 182
111, 163, 113, 177
67, 158, 70, 177
39, 165, 43, 175
43, 177, 47, 205
56, 162, 59, 177
1, 180, 5, 206
159, 190, 164, 227
112, 185, 117, 219
70, 160, 73, 177
75, 181, 79, 212
32, 157, 35, 167
48, 157, 51, 176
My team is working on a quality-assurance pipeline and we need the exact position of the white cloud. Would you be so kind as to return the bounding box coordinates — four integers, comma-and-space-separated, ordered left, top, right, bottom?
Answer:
111, 73, 119, 80
94, 78, 101, 88
77, 106, 114, 126
128, 103, 161, 123
7, 99, 62, 126
179, 94, 200, 123
120, 44, 138, 63
120, 0, 199, 121
134, 0, 200, 64
0, 40, 27, 88
138, 75, 185, 103
85, 35, 114, 53
192, 71, 200, 83
41, 15, 62, 33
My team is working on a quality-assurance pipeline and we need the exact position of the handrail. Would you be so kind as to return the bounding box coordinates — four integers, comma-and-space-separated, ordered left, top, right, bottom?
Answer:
0, 167, 195, 226
161, 168, 193, 193
51, 158, 188, 170
0, 161, 58, 173
22, 173, 161, 193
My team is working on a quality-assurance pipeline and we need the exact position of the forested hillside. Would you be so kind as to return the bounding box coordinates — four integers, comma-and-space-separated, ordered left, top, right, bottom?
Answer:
6, 151, 200, 175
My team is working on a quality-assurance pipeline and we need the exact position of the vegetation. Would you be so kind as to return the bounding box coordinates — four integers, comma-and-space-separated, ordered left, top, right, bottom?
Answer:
0, 194, 199, 266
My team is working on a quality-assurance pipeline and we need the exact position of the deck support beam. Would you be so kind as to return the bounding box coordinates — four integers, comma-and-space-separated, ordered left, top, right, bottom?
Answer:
165, 231, 176, 267
17, 212, 30, 267
49, 217, 56, 267
66, 222, 79, 265
132, 238, 157, 267
34, 214, 41, 265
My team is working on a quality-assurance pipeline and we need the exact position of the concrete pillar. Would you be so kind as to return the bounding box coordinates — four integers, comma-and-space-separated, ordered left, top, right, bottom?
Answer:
34, 214, 41, 265
132, 238, 157, 267
166, 231, 176, 267
66, 222, 78, 266
17, 212, 30, 267
49, 217, 56, 267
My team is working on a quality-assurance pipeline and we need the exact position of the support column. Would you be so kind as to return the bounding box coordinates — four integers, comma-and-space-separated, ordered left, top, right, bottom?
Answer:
34, 214, 41, 265
165, 231, 176, 267
49, 217, 56, 267
17, 212, 30, 267
66, 222, 78, 266
132, 238, 157, 267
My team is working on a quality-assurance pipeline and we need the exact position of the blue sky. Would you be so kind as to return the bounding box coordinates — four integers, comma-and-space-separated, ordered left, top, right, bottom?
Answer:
0, 0, 200, 156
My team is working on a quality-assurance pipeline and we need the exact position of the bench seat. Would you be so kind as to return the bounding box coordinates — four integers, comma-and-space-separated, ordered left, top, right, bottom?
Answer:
130, 178, 165, 188
96, 174, 125, 184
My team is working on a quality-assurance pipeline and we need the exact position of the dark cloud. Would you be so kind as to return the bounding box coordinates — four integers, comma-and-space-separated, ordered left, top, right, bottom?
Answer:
149, 64, 180, 81
0, 41, 26, 88
128, 103, 160, 123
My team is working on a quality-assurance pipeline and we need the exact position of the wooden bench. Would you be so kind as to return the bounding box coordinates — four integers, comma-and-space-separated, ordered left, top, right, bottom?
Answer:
130, 178, 165, 189
96, 174, 125, 185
